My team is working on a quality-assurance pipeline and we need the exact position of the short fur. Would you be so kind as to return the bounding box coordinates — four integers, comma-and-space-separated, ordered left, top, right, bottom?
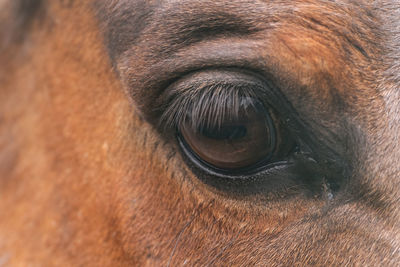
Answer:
0, 0, 399, 266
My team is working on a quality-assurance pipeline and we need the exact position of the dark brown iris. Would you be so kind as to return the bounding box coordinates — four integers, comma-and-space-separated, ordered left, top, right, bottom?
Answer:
180, 100, 275, 170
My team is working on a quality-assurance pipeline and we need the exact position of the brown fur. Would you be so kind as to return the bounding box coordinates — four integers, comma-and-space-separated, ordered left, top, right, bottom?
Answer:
0, 0, 399, 265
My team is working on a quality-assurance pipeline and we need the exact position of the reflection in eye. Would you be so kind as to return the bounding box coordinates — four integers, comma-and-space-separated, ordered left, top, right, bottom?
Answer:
160, 70, 298, 176
180, 97, 276, 170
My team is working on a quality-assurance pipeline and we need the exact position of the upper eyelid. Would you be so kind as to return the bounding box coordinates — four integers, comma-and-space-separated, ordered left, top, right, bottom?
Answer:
158, 70, 270, 131
157, 68, 348, 193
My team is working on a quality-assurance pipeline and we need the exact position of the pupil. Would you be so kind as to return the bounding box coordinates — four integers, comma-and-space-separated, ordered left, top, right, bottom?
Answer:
201, 125, 247, 140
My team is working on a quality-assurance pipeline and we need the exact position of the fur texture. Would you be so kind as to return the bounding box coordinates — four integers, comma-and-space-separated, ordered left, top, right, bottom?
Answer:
0, 0, 399, 266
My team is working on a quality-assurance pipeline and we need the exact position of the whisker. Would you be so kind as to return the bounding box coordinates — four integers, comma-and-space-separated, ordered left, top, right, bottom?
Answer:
205, 228, 242, 267
167, 201, 215, 266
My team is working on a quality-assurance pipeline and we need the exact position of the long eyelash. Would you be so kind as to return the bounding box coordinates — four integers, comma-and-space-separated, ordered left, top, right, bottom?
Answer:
159, 81, 260, 131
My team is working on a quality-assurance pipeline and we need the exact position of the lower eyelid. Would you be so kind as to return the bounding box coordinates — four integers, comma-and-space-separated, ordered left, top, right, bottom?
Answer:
158, 69, 343, 197
154, 68, 348, 200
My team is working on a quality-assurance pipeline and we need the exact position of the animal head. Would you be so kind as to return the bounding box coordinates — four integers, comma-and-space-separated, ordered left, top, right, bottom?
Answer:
0, 0, 399, 265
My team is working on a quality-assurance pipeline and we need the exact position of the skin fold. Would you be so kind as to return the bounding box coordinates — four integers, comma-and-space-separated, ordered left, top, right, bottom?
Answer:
0, 0, 399, 265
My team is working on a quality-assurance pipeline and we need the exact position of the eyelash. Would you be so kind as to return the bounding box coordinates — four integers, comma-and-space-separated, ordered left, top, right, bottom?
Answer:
156, 69, 345, 199
159, 79, 263, 132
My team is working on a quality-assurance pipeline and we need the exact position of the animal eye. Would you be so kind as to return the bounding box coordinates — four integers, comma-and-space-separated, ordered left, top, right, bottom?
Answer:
160, 70, 343, 196
161, 70, 297, 179
179, 97, 277, 171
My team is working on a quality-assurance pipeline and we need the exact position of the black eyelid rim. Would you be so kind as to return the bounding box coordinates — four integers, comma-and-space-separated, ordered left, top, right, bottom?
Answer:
162, 68, 346, 178
177, 96, 278, 173
163, 68, 299, 179
176, 131, 291, 179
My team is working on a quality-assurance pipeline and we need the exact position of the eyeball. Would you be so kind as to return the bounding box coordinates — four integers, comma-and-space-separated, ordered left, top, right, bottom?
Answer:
179, 97, 276, 171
